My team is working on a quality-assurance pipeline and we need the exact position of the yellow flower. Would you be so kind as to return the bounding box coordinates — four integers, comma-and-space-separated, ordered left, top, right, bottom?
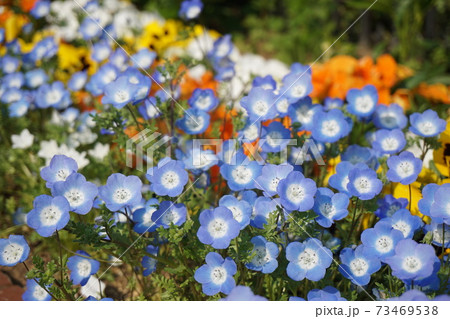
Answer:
3, 14, 28, 43
433, 119, 450, 178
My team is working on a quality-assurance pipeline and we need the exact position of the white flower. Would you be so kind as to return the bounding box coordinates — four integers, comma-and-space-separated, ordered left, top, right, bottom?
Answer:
11, 129, 34, 149
80, 276, 105, 299
38, 140, 59, 159
88, 143, 110, 161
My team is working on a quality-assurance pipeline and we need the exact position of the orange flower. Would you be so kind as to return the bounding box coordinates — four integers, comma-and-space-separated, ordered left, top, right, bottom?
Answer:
416, 83, 450, 104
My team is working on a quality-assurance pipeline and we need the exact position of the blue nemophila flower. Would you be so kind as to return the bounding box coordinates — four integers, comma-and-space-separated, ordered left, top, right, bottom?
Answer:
197, 207, 240, 249
328, 161, 355, 194
209, 34, 233, 60
101, 76, 138, 109
218, 195, 252, 230
372, 129, 406, 155
1, 87, 22, 104
324, 97, 343, 110
275, 95, 291, 116
313, 187, 349, 228
240, 87, 277, 122
146, 157, 188, 197
286, 238, 332, 281
277, 171, 317, 211
3, 72, 24, 89
430, 183, 450, 224
68, 71, 88, 91
27, 195, 70, 237
133, 198, 159, 233
30, 0, 50, 18
27, 36, 58, 62
346, 84, 378, 118
311, 108, 350, 143
98, 173, 142, 212
246, 236, 279, 274
386, 151, 422, 185
220, 151, 262, 191
132, 48, 156, 69
250, 197, 279, 229
339, 245, 381, 286
151, 201, 187, 229
1, 55, 19, 74
307, 286, 346, 301
409, 109, 446, 137
179, 0, 203, 20
424, 222, 450, 248
9, 99, 30, 117
51, 173, 98, 215
260, 121, 291, 153
280, 72, 313, 103
390, 290, 450, 301
142, 245, 159, 276
287, 97, 318, 131
0, 235, 30, 266
35, 81, 70, 109
86, 63, 119, 96
385, 239, 436, 281
176, 108, 210, 134
361, 221, 403, 262
67, 251, 100, 286
188, 88, 219, 112
289, 296, 305, 301
341, 144, 378, 169
347, 164, 382, 200
123, 68, 152, 103
375, 194, 408, 218
80, 17, 102, 40
91, 40, 112, 62
220, 286, 267, 301
22, 279, 51, 301
194, 252, 236, 296
380, 208, 422, 239
238, 120, 261, 143
25, 69, 48, 88
253, 75, 277, 90
418, 183, 439, 217
109, 49, 129, 69
138, 97, 161, 119
85, 296, 114, 301
372, 103, 407, 130
255, 163, 293, 197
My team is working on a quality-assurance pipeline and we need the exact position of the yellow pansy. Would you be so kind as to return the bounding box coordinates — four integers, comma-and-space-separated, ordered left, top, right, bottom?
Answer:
433, 119, 450, 179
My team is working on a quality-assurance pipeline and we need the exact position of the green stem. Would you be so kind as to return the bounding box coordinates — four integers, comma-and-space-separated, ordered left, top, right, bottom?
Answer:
126, 104, 142, 131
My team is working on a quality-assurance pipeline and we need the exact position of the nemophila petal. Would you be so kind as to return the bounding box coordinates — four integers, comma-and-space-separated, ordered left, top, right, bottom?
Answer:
287, 97, 316, 130
346, 84, 378, 118
361, 221, 403, 262
151, 201, 187, 229
27, 195, 70, 237
339, 245, 381, 286
347, 165, 382, 200
372, 103, 407, 130
237, 120, 261, 143
86, 63, 119, 96
307, 286, 346, 301
176, 108, 210, 134
418, 183, 439, 217
277, 171, 317, 211
409, 109, 446, 137
197, 207, 240, 249
250, 197, 278, 229
219, 195, 252, 229
80, 17, 102, 40
179, 0, 203, 20
380, 208, 423, 239
313, 189, 349, 228
386, 151, 422, 185
240, 87, 277, 122
132, 48, 156, 69
67, 250, 100, 286
311, 108, 349, 143
220, 286, 267, 301
341, 144, 378, 169
22, 279, 51, 301
385, 239, 436, 281
25, 69, 48, 88
51, 173, 98, 215
324, 97, 343, 111
133, 198, 160, 233
98, 173, 142, 212
220, 151, 262, 191
188, 88, 219, 112
246, 236, 279, 274
280, 72, 313, 103
101, 76, 138, 109
424, 222, 450, 248
252, 75, 277, 90
35, 81, 70, 109
328, 161, 355, 194
286, 238, 332, 282
429, 184, 450, 224
255, 163, 293, 197
372, 128, 406, 155
141, 245, 159, 276
194, 252, 237, 296
375, 194, 408, 218
260, 121, 291, 153
275, 95, 291, 116
138, 97, 161, 119
123, 68, 152, 103
0, 235, 30, 266
146, 158, 188, 197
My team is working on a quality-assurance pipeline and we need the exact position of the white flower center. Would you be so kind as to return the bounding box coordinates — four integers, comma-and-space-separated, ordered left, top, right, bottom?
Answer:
2, 243, 24, 264
321, 120, 340, 137
113, 188, 132, 204
252, 100, 269, 116
350, 258, 368, 276
341, 176, 350, 191
32, 285, 48, 300
286, 184, 305, 203
375, 235, 393, 253
210, 266, 227, 285
64, 189, 85, 207
114, 90, 129, 103
320, 203, 336, 218
266, 131, 283, 147
380, 112, 397, 128
56, 169, 69, 181
354, 177, 371, 194
231, 166, 252, 184
417, 121, 435, 135
160, 171, 180, 189
396, 161, 414, 178
291, 84, 306, 98
295, 105, 313, 124
393, 220, 410, 238
77, 259, 92, 277
186, 115, 204, 131
187, 6, 201, 19
207, 218, 228, 238
161, 209, 179, 225
298, 248, 318, 270
243, 124, 259, 141
381, 137, 399, 151
142, 207, 157, 225
228, 206, 243, 223
46, 89, 62, 105
269, 177, 281, 192
355, 95, 374, 113
196, 95, 211, 110
251, 246, 269, 267
277, 99, 289, 113
402, 256, 422, 273
40, 206, 63, 226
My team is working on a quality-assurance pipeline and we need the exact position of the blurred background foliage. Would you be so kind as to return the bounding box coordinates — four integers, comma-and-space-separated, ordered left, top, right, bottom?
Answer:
133, 0, 449, 83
